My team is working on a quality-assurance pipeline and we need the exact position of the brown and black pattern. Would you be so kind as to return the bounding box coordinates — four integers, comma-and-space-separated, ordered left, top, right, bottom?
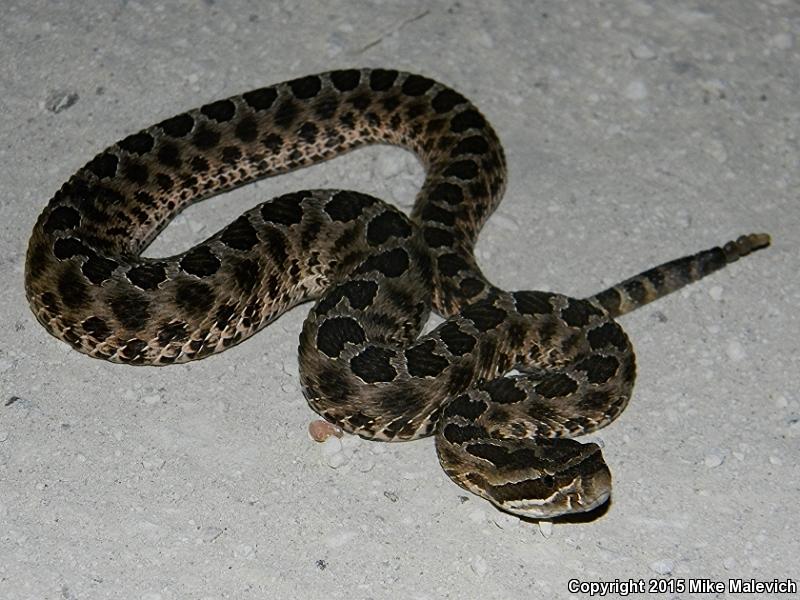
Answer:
24, 69, 770, 519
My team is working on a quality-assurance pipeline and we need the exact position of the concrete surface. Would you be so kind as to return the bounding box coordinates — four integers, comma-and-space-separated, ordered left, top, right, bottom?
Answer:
1, 1, 798, 598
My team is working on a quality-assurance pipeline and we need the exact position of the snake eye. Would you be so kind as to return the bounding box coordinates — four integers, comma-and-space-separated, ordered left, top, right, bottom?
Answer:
542, 474, 556, 487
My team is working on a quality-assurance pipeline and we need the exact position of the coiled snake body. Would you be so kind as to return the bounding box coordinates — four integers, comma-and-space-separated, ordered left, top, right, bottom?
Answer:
25, 69, 769, 518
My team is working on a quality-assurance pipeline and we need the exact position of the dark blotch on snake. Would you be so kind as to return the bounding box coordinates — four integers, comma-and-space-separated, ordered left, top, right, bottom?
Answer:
316, 316, 367, 358
85, 153, 119, 179
262, 133, 283, 152
355, 248, 409, 278
423, 226, 455, 248
587, 322, 628, 352
325, 190, 373, 222
482, 378, 527, 404
366, 210, 412, 245
192, 124, 221, 150
450, 109, 486, 133
221, 146, 242, 165
200, 99, 236, 122
316, 280, 378, 314
430, 182, 464, 205
43, 206, 80, 234
82, 255, 119, 284
442, 423, 489, 444
174, 280, 215, 317
350, 345, 397, 383
288, 75, 322, 99
443, 394, 488, 420
420, 204, 455, 226
452, 136, 489, 156
234, 116, 259, 142
314, 94, 340, 120
157, 142, 182, 168
109, 290, 151, 331
220, 216, 258, 251
405, 340, 450, 378
57, 266, 89, 308
576, 355, 620, 384
461, 302, 506, 332
438, 322, 476, 356
535, 373, 579, 399
401, 74, 434, 96
594, 287, 622, 316
298, 122, 318, 144
437, 253, 470, 277
81, 316, 111, 341
274, 100, 299, 129
261, 194, 304, 226
118, 132, 155, 155
443, 160, 478, 180
123, 161, 149, 184
126, 262, 167, 291
369, 69, 398, 91
330, 69, 361, 92
180, 246, 221, 278
243, 87, 278, 111
158, 113, 194, 137
432, 89, 467, 113
232, 258, 260, 293
560, 299, 602, 328
513, 291, 556, 316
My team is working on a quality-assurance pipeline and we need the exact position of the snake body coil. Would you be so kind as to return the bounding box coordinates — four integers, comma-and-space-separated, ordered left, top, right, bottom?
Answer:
25, 69, 770, 518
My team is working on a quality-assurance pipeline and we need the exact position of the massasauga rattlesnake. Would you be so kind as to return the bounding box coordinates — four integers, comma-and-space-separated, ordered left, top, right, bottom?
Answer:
24, 69, 770, 518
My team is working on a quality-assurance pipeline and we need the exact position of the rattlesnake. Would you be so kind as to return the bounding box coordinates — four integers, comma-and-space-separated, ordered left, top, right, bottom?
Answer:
24, 69, 769, 518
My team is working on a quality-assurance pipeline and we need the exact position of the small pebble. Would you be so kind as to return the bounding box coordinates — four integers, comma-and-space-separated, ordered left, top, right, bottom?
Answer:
704, 450, 725, 468
201, 526, 223, 543
723, 557, 737, 570
624, 80, 648, 101
630, 43, 657, 60
649, 559, 674, 575
45, 90, 79, 113
470, 555, 488, 577
708, 286, 724, 301
141, 394, 161, 405
308, 420, 343, 442
769, 455, 783, 466
726, 340, 746, 362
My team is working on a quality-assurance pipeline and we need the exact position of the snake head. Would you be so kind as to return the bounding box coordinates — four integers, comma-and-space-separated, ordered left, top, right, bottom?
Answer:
436, 434, 612, 519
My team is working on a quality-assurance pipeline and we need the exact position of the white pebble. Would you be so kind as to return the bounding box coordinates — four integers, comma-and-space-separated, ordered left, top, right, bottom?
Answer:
0, 430, 8, 442
324, 530, 357, 548
708, 285, 724, 301
704, 138, 728, 163
768, 33, 793, 50
769, 455, 783, 466
201, 526, 223, 543
630, 43, 656, 60
470, 555, 488, 577
320, 436, 349, 469
723, 557, 737, 570
141, 394, 161, 405
726, 340, 746, 362
649, 559, 674, 575
704, 450, 725, 468
624, 80, 648, 101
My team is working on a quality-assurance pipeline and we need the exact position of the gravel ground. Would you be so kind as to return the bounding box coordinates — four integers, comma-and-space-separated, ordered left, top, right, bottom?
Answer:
1, 1, 798, 599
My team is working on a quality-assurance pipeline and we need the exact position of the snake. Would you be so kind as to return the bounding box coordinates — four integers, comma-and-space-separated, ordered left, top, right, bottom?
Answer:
24, 68, 770, 518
